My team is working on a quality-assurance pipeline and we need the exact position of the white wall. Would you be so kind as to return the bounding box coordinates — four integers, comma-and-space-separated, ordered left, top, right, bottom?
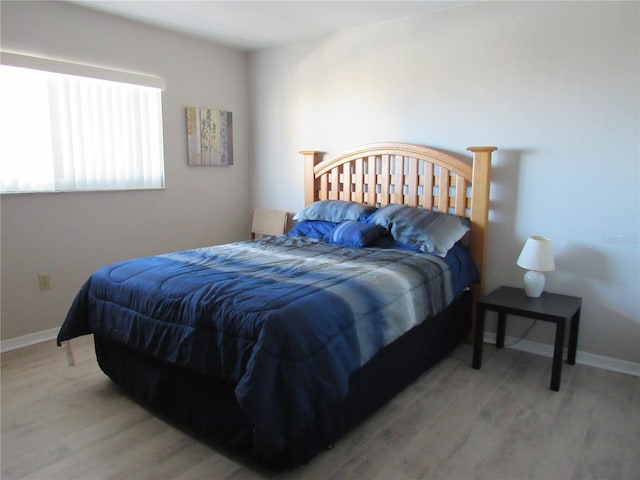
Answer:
248, 2, 640, 365
1, 1, 250, 340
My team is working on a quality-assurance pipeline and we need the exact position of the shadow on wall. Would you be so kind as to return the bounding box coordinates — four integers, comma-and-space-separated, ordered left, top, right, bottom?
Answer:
579, 301, 640, 364
485, 148, 528, 289
553, 242, 639, 363
480, 148, 525, 336
555, 242, 612, 287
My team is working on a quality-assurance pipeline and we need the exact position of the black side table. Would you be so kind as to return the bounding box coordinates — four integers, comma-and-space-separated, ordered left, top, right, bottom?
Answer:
472, 286, 582, 391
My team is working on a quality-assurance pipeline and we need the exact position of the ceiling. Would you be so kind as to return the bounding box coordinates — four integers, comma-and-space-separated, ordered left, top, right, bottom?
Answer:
71, 1, 471, 51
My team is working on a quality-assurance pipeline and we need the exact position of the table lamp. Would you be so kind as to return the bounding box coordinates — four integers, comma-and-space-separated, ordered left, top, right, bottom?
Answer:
516, 236, 555, 297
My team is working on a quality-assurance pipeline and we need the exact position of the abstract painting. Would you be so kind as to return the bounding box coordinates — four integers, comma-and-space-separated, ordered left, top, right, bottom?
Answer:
186, 107, 233, 166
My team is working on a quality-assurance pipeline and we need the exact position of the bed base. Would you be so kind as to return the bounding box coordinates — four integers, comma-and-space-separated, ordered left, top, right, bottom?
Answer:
94, 290, 471, 469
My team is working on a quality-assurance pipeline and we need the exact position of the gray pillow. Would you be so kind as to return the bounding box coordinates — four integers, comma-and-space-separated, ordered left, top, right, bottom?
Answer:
293, 200, 375, 223
368, 204, 470, 257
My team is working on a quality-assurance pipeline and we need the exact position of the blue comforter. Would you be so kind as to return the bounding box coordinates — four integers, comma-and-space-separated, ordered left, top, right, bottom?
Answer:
58, 236, 474, 456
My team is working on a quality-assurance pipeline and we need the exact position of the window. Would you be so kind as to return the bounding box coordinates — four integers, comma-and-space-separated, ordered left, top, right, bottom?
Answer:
0, 53, 165, 194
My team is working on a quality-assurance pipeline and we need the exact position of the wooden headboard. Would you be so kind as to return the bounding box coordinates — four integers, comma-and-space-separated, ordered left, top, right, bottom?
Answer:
300, 142, 496, 301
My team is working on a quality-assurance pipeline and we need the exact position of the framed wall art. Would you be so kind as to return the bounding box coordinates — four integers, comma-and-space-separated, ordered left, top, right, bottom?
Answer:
185, 107, 233, 166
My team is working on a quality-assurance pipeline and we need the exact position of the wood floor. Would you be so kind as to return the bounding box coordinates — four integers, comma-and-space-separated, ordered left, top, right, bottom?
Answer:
2, 335, 638, 480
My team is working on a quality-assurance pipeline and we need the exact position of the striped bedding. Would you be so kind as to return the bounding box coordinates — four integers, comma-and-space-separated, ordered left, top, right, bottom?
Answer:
58, 235, 471, 456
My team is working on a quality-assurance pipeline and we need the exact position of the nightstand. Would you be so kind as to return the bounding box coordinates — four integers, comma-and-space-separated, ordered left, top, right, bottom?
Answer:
472, 286, 582, 391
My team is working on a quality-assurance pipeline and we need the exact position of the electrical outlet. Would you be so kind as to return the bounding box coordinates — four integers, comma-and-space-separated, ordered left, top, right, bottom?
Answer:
38, 274, 51, 291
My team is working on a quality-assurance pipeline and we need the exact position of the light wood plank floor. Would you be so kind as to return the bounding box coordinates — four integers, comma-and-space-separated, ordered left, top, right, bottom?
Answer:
2, 335, 638, 479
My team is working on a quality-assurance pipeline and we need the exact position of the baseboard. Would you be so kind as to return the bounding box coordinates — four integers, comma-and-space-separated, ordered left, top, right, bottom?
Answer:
1, 327, 59, 353
483, 332, 640, 378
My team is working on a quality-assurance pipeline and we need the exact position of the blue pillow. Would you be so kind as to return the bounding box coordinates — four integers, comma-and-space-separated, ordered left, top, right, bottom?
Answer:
286, 220, 338, 239
293, 200, 376, 223
368, 204, 470, 257
325, 220, 386, 247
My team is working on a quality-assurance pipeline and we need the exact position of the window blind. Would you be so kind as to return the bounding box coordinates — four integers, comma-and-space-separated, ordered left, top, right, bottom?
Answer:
0, 52, 165, 193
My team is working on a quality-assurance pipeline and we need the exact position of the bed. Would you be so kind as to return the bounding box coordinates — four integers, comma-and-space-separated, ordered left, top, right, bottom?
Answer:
57, 142, 496, 468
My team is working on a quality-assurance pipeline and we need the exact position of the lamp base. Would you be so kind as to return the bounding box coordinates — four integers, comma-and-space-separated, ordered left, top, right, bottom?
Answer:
523, 270, 545, 297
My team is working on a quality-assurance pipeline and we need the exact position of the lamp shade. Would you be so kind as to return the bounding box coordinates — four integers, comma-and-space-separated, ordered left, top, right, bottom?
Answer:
516, 236, 555, 272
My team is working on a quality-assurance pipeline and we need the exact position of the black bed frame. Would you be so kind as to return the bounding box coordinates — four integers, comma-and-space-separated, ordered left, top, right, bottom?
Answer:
93, 289, 471, 469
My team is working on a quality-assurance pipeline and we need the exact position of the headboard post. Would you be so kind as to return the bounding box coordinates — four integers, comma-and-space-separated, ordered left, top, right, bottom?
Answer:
300, 150, 323, 206
467, 146, 497, 297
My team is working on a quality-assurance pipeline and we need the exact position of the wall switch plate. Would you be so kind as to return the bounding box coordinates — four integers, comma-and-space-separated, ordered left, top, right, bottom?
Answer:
38, 274, 51, 291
